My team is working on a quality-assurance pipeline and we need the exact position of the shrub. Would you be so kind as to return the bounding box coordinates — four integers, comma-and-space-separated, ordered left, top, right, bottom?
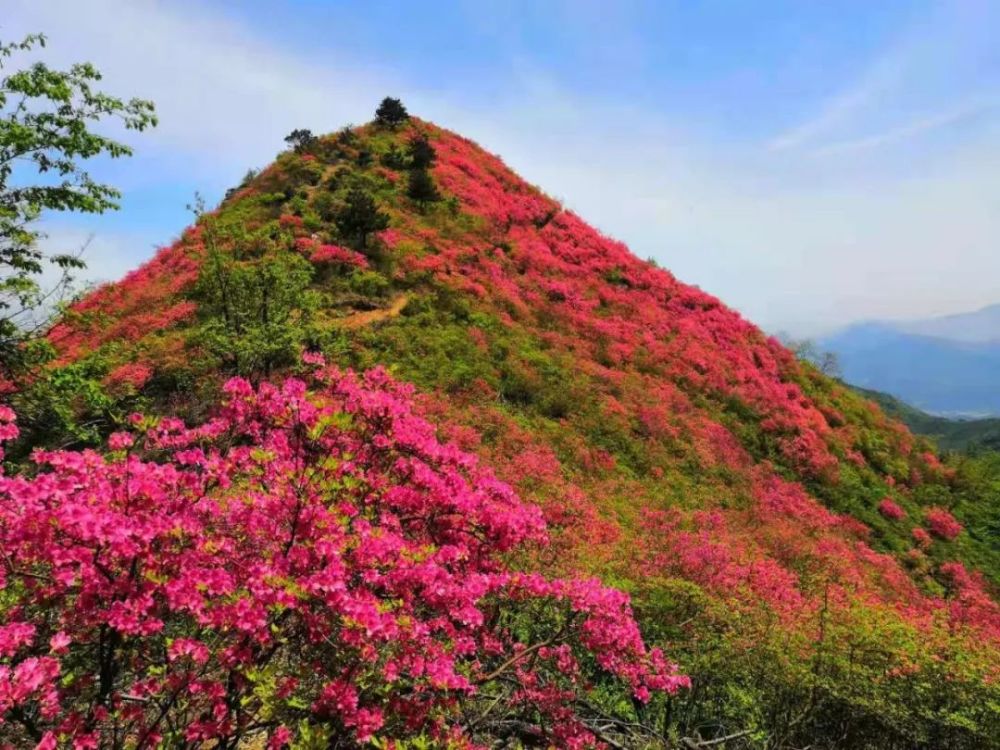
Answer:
912, 527, 933, 548
925, 506, 963, 540
283, 128, 316, 154
191, 239, 317, 380
878, 498, 906, 521
380, 144, 408, 170
407, 169, 441, 209
333, 188, 390, 250
407, 133, 436, 169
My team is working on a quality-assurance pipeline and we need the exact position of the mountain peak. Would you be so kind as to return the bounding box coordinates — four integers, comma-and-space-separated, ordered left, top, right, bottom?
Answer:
24, 113, 1000, 747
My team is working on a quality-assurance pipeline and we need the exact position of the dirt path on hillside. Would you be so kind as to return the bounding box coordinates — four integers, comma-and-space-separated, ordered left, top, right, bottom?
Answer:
339, 294, 409, 329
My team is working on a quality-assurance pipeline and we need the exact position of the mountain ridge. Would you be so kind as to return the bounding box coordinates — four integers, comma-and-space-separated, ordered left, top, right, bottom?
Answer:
821, 318, 1000, 416
898, 302, 1000, 344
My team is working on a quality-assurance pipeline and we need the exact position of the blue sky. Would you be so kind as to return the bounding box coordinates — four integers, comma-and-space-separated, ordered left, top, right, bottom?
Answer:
6, 0, 1000, 335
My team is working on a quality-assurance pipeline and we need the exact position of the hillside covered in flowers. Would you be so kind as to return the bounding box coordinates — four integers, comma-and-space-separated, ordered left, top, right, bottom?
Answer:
5, 103, 1000, 749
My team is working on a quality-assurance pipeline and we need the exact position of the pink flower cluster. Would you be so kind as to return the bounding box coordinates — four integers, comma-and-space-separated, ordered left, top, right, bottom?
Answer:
0, 362, 684, 748
878, 498, 906, 521
925, 506, 963, 541
311, 243, 369, 268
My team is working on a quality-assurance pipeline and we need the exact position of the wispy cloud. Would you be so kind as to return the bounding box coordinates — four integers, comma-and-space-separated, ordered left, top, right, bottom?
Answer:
767, 52, 907, 152
6, 0, 390, 177
768, 3, 999, 158
811, 98, 996, 157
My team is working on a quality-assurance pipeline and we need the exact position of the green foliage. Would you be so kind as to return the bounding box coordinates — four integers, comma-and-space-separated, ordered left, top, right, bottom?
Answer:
0, 32, 156, 377
407, 169, 441, 209
407, 133, 436, 169
284, 128, 317, 154
190, 219, 317, 381
854, 384, 1000, 453
380, 144, 409, 170
334, 188, 389, 250
3, 339, 142, 462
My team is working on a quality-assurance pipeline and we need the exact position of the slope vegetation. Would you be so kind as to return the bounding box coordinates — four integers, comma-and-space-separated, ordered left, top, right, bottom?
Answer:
9, 115, 1000, 748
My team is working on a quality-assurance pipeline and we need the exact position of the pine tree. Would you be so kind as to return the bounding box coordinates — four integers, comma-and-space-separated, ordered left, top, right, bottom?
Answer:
407, 169, 441, 210
334, 188, 390, 249
374, 97, 409, 128
284, 128, 316, 154
407, 133, 436, 169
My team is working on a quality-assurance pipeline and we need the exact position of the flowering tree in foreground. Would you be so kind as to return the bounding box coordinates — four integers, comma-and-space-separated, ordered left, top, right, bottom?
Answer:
0, 359, 685, 749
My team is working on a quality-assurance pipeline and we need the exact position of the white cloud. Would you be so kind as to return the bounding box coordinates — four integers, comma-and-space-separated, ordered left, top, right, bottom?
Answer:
6, 0, 1000, 337
5, 0, 389, 178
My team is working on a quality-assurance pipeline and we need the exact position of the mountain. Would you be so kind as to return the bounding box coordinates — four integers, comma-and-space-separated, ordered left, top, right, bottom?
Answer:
898, 303, 1000, 344
821, 314, 1000, 417
851, 384, 1000, 453
7, 115, 1000, 748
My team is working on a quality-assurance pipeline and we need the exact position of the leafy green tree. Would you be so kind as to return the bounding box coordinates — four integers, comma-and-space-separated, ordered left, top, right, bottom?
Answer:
192, 244, 317, 382
407, 168, 441, 209
407, 132, 436, 169
284, 128, 316, 154
0, 33, 156, 378
374, 96, 409, 128
380, 144, 408, 170
336, 125, 357, 145
334, 188, 389, 250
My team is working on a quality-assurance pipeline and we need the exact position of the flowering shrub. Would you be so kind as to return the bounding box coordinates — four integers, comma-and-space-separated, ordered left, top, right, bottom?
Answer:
310, 243, 369, 268
0, 362, 684, 748
103, 362, 153, 391
925, 506, 963, 541
878, 498, 906, 521
913, 527, 933, 549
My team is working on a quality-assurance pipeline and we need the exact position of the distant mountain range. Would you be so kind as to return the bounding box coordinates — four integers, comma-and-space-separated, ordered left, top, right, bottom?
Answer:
896, 303, 1000, 344
821, 304, 1000, 417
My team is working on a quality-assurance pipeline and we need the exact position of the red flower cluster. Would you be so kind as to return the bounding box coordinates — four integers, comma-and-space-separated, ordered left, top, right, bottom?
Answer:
306, 241, 369, 268
103, 362, 154, 391
925, 506, 963, 541
48, 235, 201, 361
878, 498, 906, 521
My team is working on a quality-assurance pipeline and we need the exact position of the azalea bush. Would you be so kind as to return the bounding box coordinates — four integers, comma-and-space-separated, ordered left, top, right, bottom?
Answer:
0, 360, 685, 749
924, 506, 963, 540
878, 497, 906, 521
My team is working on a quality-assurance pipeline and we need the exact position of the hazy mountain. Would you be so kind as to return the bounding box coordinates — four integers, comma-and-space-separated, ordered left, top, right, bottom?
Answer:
822, 314, 1000, 416
898, 303, 1000, 344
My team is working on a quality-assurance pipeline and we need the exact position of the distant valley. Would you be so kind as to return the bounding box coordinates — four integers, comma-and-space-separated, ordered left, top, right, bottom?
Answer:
850, 385, 1000, 453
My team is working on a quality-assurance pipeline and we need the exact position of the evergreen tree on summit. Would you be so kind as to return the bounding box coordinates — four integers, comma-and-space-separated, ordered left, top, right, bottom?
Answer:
375, 96, 409, 128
